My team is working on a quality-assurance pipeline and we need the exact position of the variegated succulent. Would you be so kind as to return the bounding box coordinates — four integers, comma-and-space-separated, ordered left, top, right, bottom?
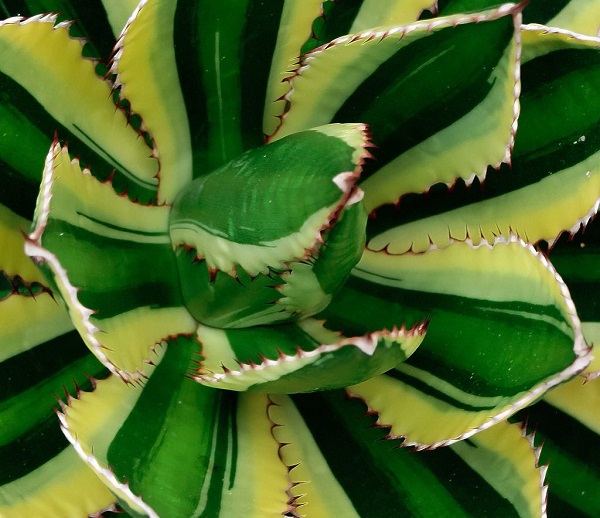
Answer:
1, 1, 600, 516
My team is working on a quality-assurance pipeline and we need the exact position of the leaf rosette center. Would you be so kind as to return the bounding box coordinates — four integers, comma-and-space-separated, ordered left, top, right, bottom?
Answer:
169, 124, 370, 328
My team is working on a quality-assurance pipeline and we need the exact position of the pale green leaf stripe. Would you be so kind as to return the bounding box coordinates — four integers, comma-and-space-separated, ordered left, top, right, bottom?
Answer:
516, 374, 600, 516
113, 0, 193, 203
546, 0, 600, 36
61, 339, 291, 518
0, 17, 158, 191
100, 0, 140, 36
0, 446, 115, 517
286, 390, 544, 516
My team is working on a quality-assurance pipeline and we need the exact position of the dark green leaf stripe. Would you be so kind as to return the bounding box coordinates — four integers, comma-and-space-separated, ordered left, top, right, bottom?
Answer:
173, 0, 284, 174
0, 411, 71, 485
41, 220, 182, 319
385, 367, 498, 412
0, 329, 88, 401
0, 159, 39, 219
291, 391, 523, 517
107, 338, 238, 518
550, 218, 600, 322
332, 15, 513, 179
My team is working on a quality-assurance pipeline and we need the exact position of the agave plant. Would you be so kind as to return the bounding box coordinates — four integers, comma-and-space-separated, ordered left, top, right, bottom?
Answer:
1, 0, 600, 516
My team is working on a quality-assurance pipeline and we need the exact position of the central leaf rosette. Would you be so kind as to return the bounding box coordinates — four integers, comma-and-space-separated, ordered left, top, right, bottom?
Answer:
169, 124, 369, 328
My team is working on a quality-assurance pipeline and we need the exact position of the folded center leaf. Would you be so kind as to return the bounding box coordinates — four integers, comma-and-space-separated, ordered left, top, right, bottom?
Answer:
169, 123, 370, 328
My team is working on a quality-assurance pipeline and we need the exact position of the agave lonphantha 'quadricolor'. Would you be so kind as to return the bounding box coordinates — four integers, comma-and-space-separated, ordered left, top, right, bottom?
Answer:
1, 1, 600, 516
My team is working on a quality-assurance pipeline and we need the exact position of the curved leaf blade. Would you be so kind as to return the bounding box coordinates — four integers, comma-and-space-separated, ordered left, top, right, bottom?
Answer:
274, 390, 547, 517
368, 28, 600, 253
25, 143, 196, 380
325, 238, 589, 446
60, 338, 293, 518
0, 15, 159, 204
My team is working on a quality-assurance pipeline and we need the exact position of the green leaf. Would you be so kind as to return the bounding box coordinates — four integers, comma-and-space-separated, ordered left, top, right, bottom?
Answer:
170, 124, 369, 327
274, 4, 520, 205
194, 317, 426, 393
25, 143, 197, 380
0, 282, 114, 515
367, 27, 600, 253
112, 0, 193, 203
272, 390, 546, 517
0, 15, 159, 206
60, 337, 293, 518
516, 373, 600, 516
324, 238, 590, 445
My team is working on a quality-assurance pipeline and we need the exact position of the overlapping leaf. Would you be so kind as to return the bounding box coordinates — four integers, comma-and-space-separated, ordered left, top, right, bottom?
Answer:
516, 373, 600, 516
270, 390, 547, 517
59, 338, 293, 518
0, 15, 158, 211
367, 27, 600, 254
273, 3, 521, 207
25, 143, 197, 380
323, 238, 590, 446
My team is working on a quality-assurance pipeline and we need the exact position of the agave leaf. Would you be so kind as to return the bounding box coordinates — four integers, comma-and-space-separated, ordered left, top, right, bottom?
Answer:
322, 238, 590, 446
276, 390, 546, 517
273, 4, 520, 206
59, 337, 293, 518
0, 0, 125, 57
515, 374, 600, 516
0, 15, 159, 206
521, 0, 600, 36
194, 317, 426, 393
0, 280, 113, 515
25, 143, 197, 380
111, 0, 193, 203
367, 28, 600, 254
549, 208, 600, 326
